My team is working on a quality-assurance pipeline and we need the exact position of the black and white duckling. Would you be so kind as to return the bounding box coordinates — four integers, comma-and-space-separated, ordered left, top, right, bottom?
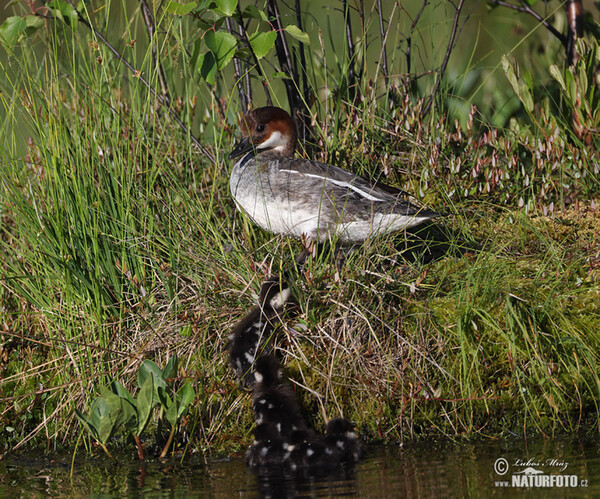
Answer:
252, 355, 308, 439
245, 422, 288, 469
323, 417, 364, 463
284, 428, 341, 473
227, 277, 292, 389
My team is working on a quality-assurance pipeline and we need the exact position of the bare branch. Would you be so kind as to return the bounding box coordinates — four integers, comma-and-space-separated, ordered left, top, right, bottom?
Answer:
226, 17, 250, 112
566, 0, 583, 65
140, 0, 170, 107
488, 0, 567, 46
376, 0, 389, 88
422, 0, 465, 118
234, 4, 273, 106
62, 0, 215, 164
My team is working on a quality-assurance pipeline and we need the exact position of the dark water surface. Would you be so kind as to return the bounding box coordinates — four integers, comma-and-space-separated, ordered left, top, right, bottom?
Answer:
1, 438, 599, 497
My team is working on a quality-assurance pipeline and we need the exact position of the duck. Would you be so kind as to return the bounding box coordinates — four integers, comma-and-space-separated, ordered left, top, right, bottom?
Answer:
251, 355, 308, 439
227, 277, 292, 389
229, 106, 439, 244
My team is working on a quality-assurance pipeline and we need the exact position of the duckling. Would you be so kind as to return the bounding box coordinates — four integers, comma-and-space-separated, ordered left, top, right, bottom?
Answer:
323, 417, 364, 463
227, 277, 292, 389
252, 355, 308, 439
245, 422, 288, 469
284, 428, 342, 473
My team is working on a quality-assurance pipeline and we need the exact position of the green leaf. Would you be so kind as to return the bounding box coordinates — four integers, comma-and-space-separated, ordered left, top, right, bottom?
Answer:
501, 55, 533, 113
213, 0, 238, 17
165, 383, 195, 427
90, 398, 115, 445
47, 0, 78, 27
165, 1, 197, 16
249, 30, 276, 59
100, 386, 136, 429
175, 383, 195, 419
24, 15, 44, 34
0, 16, 27, 50
166, 398, 178, 426
204, 30, 237, 70
197, 51, 217, 84
139, 360, 167, 389
109, 379, 134, 405
162, 354, 178, 379
284, 25, 310, 44
157, 385, 172, 410
549, 64, 566, 92
75, 408, 99, 440
242, 5, 268, 21
135, 374, 155, 435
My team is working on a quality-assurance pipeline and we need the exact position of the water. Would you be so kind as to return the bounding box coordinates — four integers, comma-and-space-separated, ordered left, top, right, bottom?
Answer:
1, 438, 599, 497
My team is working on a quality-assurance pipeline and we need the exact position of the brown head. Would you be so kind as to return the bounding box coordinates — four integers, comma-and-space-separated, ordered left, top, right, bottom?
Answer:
228, 106, 297, 160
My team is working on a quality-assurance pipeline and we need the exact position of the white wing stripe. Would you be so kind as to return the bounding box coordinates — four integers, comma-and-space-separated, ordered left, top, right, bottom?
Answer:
279, 170, 385, 202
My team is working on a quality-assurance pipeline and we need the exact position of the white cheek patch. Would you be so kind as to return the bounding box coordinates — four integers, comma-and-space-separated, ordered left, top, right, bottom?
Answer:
257, 130, 287, 152
255, 372, 264, 383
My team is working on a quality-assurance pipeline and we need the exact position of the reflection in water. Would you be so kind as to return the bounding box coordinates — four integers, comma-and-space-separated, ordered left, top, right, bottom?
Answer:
1, 438, 600, 497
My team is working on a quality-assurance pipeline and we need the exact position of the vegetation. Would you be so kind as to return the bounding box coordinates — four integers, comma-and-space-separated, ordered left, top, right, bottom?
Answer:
0, 0, 599, 459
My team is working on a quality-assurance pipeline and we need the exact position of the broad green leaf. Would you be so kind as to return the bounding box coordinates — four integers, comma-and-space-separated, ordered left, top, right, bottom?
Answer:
0, 16, 26, 49
139, 360, 167, 389
249, 30, 276, 59
165, 1, 197, 16
136, 373, 155, 435
157, 385, 172, 410
162, 354, 178, 379
166, 383, 195, 426
74, 408, 99, 440
91, 399, 115, 444
204, 30, 237, 70
166, 398, 179, 427
213, 0, 238, 17
175, 383, 195, 419
100, 386, 136, 429
47, 0, 78, 27
197, 51, 217, 84
109, 379, 134, 405
242, 5, 268, 21
284, 25, 310, 44
24, 15, 44, 34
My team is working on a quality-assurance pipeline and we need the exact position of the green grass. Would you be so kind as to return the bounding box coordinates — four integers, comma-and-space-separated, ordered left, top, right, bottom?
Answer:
1, 1, 600, 457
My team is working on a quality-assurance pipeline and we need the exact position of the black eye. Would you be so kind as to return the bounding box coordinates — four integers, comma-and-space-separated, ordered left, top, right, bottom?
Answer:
256, 124, 265, 132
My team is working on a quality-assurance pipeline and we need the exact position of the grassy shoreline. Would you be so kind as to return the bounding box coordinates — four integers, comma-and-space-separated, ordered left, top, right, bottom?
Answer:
1, 1, 600, 458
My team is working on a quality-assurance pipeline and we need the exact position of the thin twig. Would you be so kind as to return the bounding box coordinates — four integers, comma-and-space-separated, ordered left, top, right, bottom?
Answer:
234, 4, 273, 106
376, 0, 389, 88
266, 0, 310, 148
488, 0, 567, 46
227, 17, 249, 112
61, 0, 215, 163
294, 0, 311, 107
140, 0, 170, 107
405, 0, 428, 80
421, 0, 465, 118
343, 0, 357, 101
